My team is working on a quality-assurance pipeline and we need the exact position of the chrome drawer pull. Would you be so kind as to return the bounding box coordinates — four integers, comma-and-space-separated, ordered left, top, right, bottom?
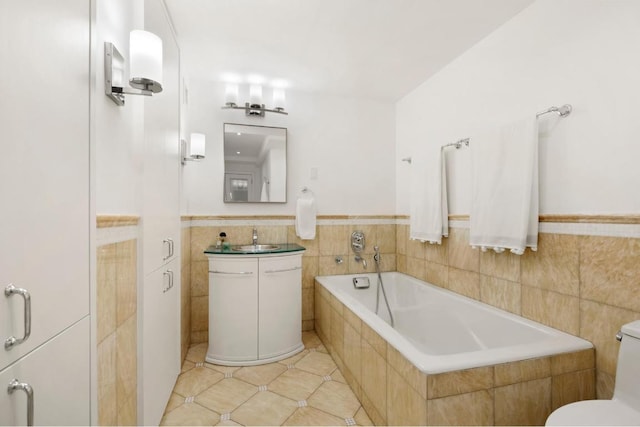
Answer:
163, 270, 174, 293
8, 379, 34, 426
264, 266, 302, 274
4, 285, 31, 350
210, 270, 253, 275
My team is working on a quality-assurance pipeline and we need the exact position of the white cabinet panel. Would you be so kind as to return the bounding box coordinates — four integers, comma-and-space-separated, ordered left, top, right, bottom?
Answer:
258, 255, 303, 360
0, 317, 90, 426
141, 258, 180, 426
207, 258, 259, 363
0, 0, 90, 371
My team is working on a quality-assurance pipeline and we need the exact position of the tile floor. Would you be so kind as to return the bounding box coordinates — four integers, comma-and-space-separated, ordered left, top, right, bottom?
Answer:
161, 331, 373, 426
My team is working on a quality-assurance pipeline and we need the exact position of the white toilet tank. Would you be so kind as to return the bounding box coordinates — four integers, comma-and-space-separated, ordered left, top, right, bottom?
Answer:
546, 320, 640, 426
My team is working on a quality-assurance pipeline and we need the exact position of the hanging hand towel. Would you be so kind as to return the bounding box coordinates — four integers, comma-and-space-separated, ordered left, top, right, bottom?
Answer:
409, 146, 448, 244
469, 116, 539, 255
295, 192, 316, 240
260, 180, 269, 202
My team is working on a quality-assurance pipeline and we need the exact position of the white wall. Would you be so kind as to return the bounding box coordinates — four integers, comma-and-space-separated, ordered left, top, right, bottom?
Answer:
396, 0, 640, 216
95, 0, 145, 214
183, 80, 396, 215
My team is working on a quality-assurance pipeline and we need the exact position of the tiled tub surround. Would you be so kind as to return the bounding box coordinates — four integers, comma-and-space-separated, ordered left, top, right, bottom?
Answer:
396, 222, 640, 401
315, 273, 595, 426
184, 216, 397, 345
96, 218, 139, 426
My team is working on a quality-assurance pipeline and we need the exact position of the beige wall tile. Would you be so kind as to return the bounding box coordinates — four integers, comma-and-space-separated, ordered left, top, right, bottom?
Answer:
387, 345, 426, 399
362, 322, 387, 358
551, 349, 594, 376
181, 227, 192, 266
376, 224, 397, 254
386, 367, 427, 426
521, 233, 579, 296
579, 299, 638, 377
302, 287, 314, 321
254, 225, 287, 245
349, 253, 372, 274
302, 256, 319, 289
343, 322, 362, 385
319, 255, 349, 276
480, 275, 521, 314
448, 228, 479, 272
406, 256, 426, 281
406, 237, 426, 260
191, 296, 209, 333
551, 369, 595, 411
428, 366, 493, 399
580, 236, 640, 312
522, 286, 580, 335
425, 238, 448, 265
97, 244, 117, 344
302, 319, 315, 332
479, 250, 520, 283
379, 253, 397, 272
428, 390, 494, 426
115, 240, 137, 327
494, 357, 550, 387
98, 333, 117, 426
116, 315, 137, 418
349, 224, 377, 255
344, 307, 361, 333
396, 254, 407, 274
494, 378, 552, 426
331, 305, 345, 360
596, 370, 615, 400
425, 261, 448, 288
361, 340, 387, 420
319, 225, 350, 255
287, 225, 319, 256
191, 331, 208, 344
191, 260, 209, 297
447, 268, 480, 300
225, 226, 254, 245
191, 226, 220, 262
396, 224, 408, 256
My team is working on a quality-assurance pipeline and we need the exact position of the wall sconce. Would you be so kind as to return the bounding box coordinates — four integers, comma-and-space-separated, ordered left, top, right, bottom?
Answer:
221, 84, 288, 116
181, 133, 206, 165
105, 30, 163, 106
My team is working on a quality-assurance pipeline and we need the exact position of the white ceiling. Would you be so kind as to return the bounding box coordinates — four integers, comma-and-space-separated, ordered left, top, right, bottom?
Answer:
164, 0, 534, 102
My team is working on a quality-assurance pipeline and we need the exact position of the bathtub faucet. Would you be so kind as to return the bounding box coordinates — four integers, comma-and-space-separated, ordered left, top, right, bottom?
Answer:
355, 255, 367, 269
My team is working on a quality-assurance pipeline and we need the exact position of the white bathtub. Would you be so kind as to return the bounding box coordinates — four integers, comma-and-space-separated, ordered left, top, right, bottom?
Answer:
315, 272, 592, 374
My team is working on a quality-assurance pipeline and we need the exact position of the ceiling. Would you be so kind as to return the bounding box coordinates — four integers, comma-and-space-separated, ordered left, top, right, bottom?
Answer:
164, 0, 534, 102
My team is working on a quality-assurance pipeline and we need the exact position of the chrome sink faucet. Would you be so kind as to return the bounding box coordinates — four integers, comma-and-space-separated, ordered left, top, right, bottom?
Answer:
252, 227, 258, 245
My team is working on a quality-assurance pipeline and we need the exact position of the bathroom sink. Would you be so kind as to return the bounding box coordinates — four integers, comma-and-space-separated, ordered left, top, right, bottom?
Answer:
231, 244, 280, 252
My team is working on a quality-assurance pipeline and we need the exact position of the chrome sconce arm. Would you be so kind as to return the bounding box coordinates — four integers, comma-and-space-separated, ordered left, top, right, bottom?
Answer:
222, 102, 288, 117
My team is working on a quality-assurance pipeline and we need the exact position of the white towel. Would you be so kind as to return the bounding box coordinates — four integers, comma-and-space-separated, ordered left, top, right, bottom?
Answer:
469, 116, 539, 255
295, 194, 316, 240
409, 146, 448, 244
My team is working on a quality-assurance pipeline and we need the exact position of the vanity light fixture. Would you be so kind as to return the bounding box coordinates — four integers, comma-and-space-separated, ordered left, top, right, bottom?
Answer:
181, 133, 206, 165
105, 30, 164, 106
221, 83, 289, 116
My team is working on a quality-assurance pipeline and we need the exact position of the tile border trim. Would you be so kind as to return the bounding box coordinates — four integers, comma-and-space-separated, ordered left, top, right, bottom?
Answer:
97, 215, 140, 228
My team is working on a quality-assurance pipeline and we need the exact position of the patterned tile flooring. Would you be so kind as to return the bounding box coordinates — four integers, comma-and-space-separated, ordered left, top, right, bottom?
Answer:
161, 331, 373, 426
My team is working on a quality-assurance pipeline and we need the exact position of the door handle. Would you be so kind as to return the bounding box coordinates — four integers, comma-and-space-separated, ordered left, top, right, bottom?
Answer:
5, 285, 31, 350
8, 379, 34, 426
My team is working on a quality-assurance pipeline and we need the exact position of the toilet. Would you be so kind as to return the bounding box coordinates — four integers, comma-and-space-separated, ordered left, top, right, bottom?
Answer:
546, 320, 640, 426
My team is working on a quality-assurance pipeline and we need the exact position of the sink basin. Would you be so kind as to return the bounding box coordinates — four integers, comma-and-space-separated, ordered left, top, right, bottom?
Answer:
231, 244, 280, 252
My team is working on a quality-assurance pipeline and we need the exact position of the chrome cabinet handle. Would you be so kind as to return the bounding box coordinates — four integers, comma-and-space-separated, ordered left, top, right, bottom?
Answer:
264, 266, 302, 274
162, 238, 174, 260
8, 379, 34, 426
163, 270, 174, 293
4, 285, 31, 350
210, 270, 254, 275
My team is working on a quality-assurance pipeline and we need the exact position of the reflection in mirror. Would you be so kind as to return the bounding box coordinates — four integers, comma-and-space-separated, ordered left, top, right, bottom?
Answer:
223, 123, 287, 203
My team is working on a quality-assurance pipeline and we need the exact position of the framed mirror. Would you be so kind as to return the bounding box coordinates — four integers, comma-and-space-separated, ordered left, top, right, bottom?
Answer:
223, 123, 287, 203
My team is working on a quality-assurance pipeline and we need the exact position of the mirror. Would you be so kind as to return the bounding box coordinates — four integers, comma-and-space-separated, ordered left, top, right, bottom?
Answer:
223, 123, 287, 203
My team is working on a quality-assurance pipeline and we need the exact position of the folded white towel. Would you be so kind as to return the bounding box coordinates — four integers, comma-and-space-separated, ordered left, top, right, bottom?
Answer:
469, 116, 539, 254
409, 146, 448, 244
295, 195, 316, 240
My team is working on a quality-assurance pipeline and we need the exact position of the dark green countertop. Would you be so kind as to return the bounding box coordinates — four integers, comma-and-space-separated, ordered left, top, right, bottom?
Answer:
204, 243, 306, 255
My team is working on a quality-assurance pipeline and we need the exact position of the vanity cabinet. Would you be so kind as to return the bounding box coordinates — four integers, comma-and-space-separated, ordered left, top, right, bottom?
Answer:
206, 249, 304, 365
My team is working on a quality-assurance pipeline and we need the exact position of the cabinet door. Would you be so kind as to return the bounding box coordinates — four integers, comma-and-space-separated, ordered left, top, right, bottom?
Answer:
208, 258, 258, 362
258, 255, 303, 360
0, 0, 90, 370
0, 317, 90, 426
141, 259, 180, 426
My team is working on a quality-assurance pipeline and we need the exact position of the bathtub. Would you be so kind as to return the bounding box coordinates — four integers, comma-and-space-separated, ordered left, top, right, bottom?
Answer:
316, 272, 591, 374
314, 272, 595, 426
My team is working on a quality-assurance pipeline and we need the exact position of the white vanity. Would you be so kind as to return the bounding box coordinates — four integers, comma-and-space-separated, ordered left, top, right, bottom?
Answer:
205, 244, 305, 365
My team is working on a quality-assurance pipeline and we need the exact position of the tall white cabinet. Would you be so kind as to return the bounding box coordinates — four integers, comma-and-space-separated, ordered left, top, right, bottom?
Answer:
0, 0, 91, 425
139, 0, 182, 425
